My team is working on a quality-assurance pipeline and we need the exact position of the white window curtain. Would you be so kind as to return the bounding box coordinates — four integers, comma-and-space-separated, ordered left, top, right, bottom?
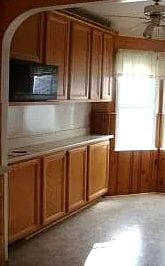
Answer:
116, 49, 157, 77
115, 49, 159, 151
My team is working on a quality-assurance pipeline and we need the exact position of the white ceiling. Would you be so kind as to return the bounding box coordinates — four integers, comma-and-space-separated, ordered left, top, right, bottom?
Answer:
78, 0, 165, 39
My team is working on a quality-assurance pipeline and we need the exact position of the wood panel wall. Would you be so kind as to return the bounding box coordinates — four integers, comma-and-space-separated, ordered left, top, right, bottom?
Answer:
158, 151, 165, 192
109, 150, 158, 195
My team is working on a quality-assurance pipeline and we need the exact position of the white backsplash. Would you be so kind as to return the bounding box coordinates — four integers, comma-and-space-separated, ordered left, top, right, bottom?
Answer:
8, 102, 91, 149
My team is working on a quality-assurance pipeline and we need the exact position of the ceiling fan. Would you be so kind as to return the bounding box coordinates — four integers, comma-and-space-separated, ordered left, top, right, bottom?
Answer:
105, 0, 165, 39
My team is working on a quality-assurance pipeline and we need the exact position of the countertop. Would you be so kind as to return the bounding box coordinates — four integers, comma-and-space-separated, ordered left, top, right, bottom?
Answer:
8, 134, 114, 164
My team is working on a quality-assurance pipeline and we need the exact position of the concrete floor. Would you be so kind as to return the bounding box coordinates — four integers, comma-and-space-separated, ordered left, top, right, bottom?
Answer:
8, 194, 165, 266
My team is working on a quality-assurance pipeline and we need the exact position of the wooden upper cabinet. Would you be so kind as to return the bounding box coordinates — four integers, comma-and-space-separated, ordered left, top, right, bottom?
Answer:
11, 13, 45, 63
8, 159, 41, 243
67, 147, 87, 212
102, 33, 114, 100
90, 29, 103, 100
10, 11, 116, 103
45, 13, 70, 100
69, 22, 91, 100
42, 152, 66, 225
88, 141, 109, 201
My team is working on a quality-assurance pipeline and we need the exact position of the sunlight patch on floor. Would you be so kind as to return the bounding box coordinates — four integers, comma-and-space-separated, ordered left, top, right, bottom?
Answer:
84, 226, 142, 266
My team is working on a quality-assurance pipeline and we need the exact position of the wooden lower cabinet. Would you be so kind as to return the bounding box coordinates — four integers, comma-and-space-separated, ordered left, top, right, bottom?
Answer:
42, 152, 66, 225
8, 140, 112, 243
8, 159, 41, 243
67, 147, 87, 212
88, 141, 109, 201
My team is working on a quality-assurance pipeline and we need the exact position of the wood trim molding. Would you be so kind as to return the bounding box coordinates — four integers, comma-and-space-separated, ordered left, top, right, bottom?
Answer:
56, 10, 118, 36
116, 35, 165, 52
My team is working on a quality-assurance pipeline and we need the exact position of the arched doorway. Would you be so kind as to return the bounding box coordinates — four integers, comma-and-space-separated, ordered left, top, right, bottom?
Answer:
0, 0, 99, 261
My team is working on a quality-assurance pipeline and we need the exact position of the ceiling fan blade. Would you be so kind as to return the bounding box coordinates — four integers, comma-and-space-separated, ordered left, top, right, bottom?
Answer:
161, 17, 165, 22
129, 20, 151, 32
102, 0, 148, 2
143, 23, 155, 39
114, 0, 148, 2
104, 14, 147, 20
159, 25, 165, 31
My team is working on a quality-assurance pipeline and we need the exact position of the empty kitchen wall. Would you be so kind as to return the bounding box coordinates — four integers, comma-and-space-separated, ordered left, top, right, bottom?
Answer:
8, 102, 91, 149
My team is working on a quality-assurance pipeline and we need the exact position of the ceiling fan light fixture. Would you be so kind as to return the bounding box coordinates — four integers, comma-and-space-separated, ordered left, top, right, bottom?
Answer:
143, 23, 155, 39
143, 0, 165, 39
143, 31, 152, 39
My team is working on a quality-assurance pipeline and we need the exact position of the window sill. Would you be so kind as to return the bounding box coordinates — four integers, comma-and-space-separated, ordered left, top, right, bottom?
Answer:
115, 147, 158, 152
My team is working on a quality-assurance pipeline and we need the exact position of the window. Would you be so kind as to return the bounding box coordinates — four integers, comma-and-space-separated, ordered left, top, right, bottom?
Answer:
115, 50, 158, 151
156, 53, 165, 150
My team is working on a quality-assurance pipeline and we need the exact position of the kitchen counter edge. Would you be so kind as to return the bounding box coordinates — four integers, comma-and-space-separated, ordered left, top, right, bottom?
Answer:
8, 135, 114, 164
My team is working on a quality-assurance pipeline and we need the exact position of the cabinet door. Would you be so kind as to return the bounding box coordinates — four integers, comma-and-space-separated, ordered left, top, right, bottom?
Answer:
45, 13, 70, 100
43, 152, 66, 225
90, 29, 103, 100
67, 147, 87, 212
8, 159, 41, 243
102, 33, 114, 100
88, 141, 109, 201
69, 22, 91, 100
10, 14, 45, 62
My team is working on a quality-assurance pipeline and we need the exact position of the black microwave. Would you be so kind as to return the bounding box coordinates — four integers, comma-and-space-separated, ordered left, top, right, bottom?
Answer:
9, 59, 58, 102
